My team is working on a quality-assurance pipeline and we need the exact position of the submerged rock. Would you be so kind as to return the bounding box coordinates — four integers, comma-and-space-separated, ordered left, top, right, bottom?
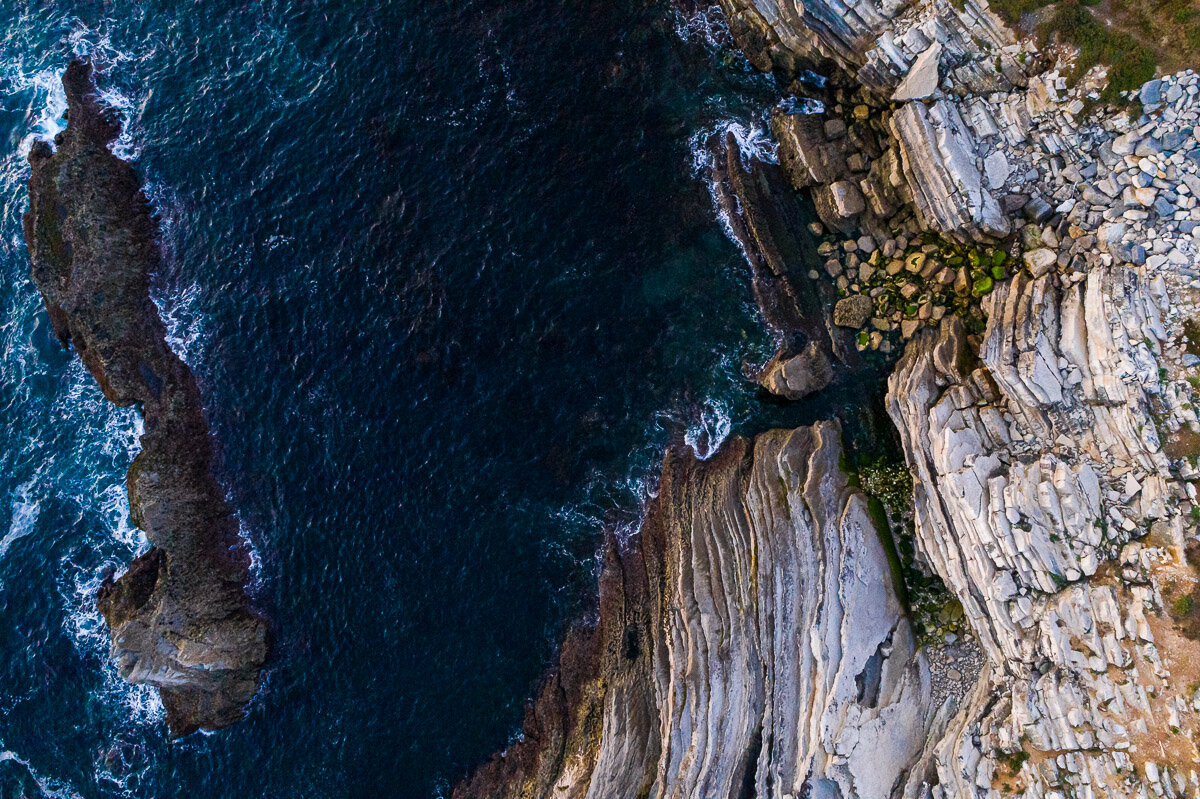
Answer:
23, 61, 266, 736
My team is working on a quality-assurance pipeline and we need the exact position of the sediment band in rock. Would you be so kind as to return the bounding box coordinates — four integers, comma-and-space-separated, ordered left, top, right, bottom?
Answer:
456, 422, 933, 798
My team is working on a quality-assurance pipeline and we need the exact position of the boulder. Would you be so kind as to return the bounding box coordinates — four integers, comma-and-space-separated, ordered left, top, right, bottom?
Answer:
1023, 247, 1057, 276
892, 42, 942, 101
830, 179, 867, 216
834, 294, 875, 328
759, 341, 834, 399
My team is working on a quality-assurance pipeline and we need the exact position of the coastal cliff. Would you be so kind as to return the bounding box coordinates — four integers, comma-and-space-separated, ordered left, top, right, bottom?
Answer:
23, 61, 266, 737
460, 0, 1200, 793
457, 422, 935, 798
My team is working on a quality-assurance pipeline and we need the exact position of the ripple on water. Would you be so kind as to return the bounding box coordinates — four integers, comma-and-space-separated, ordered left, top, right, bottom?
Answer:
0, 3, 799, 797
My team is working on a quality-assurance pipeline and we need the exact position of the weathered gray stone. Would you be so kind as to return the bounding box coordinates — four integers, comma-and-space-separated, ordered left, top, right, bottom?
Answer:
830, 180, 866, 216
892, 42, 942, 102
1023, 247, 1057, 276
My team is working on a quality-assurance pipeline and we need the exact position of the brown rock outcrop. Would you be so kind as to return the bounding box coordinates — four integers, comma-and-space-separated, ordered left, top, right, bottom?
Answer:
23, 60, 267, 737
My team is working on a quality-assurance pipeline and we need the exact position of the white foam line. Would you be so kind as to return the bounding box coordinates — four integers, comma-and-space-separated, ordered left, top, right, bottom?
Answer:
688, 118, 779, 173
0, 480, 40, 562
687, 118, 778, 269
59, 563, 165, 728
672, 4, 732, 49
0, 748, 83, 799
779, 95, 826, 115
151, 279, 204, 366
14, 67, 68, 157
684, 398, 733, 460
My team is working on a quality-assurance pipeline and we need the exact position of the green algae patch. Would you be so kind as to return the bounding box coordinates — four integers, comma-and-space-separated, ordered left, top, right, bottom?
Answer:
971, 276, 994, 297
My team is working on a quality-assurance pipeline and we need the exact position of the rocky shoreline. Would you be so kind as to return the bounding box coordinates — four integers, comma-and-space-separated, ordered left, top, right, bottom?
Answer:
456, 423, 933, 798
457, 0, 1200, 794
23, 61, 267, 737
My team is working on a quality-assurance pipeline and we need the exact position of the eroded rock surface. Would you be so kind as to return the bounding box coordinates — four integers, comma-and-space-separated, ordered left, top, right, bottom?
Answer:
456, 423, 933, 798
718, 0, 1022, 98
704, 130, 853, 398
888, 275, 1186, 794
24, 61, 266, 736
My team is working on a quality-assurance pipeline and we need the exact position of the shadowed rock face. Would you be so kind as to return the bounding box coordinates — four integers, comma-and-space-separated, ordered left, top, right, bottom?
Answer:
23, 60, 267, 737
703, 131, 853, 399
455, 422, 933, 799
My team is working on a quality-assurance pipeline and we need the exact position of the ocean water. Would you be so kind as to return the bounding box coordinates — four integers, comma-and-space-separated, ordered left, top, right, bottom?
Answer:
0, 2, 811, 797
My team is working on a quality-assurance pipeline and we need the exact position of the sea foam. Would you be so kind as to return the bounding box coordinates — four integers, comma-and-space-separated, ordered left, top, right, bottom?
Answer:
0, 480, 40, 564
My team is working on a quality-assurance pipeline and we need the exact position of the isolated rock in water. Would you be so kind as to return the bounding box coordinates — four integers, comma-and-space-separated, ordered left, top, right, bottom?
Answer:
455, 422, 933, 798
23, 60, 267, 736
834, 294, 874, 328
892, 41, 942, 101
758, 340, 833, 399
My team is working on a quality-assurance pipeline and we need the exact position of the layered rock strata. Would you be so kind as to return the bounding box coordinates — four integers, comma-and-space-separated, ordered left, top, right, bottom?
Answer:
734, 0, 1054, 247
723, 0, 1200, 790
456, 422, 936, 798
24, 61, 266, 736
719, 0, 1024, 98
880, 77, 1200, 794
452, 0, 1200, 791
705, 131, 851, 399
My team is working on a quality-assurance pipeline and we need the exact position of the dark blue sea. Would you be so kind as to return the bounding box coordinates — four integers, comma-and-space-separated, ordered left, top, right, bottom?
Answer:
0, 2, 801, 796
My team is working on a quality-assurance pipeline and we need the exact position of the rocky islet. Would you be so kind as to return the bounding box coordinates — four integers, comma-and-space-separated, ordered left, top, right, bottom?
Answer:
23, 61, 267, 738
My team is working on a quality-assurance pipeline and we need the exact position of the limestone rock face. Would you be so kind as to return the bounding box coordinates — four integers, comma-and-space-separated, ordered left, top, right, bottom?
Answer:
728, 0, 1049, 245
456, 423, 933, 798
718, 0, 1021, 98
890, 100, 1011, 239
23, 61, 266, 736
888, 267, 1200, 796
892, 42, 942, 102
461, 0, 1200, 790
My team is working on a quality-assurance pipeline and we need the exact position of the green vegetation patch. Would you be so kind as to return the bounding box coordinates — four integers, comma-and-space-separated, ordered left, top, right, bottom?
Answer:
989, 0, 1175, 105
843, 234, 1011, 350
1183, 318, 1200, 358
857, 458, 964, 644
1041, 3, 1157, 102
1165, 541, 1200, 639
